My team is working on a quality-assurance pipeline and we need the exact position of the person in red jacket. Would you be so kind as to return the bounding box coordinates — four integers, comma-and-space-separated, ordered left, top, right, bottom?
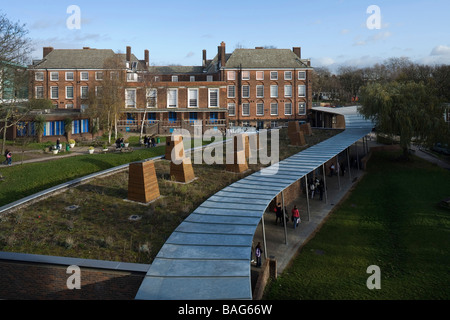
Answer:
291, 205, 300, 229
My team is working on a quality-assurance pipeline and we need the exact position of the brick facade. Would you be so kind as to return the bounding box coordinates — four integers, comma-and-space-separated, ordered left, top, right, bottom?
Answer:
225, 68, 313, 129
0, 259, 145, 300
18, 42, 314, 142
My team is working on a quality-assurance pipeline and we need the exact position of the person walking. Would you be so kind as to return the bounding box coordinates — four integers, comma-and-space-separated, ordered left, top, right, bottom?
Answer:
291, 205, 300, 229
3, 149, 8, 165
5, 150, 12, 166
310, 182, 315, 199
319, 178, 324, 201
340, 162, 346, 176
284, 206, 289, 224
275, 202, 282, 225
330, 163, 335, 176
144, 136, 149, 148
255, 242, 263, 267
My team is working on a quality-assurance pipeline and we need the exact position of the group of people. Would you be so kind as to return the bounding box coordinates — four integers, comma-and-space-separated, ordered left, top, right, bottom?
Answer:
329, 162, 346, 177
143, 136, 156, 148
115, 138, 126, 149
309, 177, 325, 201
274, 202, 301, 229
3, 150, 12, 166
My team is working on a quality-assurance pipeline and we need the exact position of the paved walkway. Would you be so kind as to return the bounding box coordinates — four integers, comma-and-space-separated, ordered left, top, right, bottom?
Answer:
250, 139, 450, 279
411, 145, 450, 170
251, 164, 365, 276
1, 144, 165, 168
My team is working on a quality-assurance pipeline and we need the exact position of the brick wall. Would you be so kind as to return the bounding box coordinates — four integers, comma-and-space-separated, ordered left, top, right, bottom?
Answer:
0, 258, 146, 300
226, 69, 312, 128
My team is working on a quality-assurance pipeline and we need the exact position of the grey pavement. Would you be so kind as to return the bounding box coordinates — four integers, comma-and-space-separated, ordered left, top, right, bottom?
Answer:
251, 163, 365, 276
411, 145, 450, 170
2, 144, 164, 167
250, 138, 450, 277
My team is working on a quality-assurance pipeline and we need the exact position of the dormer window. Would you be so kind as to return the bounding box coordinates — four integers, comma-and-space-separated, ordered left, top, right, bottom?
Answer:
127, 73, 138, 82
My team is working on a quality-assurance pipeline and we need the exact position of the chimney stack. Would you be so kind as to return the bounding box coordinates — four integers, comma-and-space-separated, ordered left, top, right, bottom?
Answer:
293, 47, 301, 58
126, 46, 131, 62
202, 49, 207, 67
218, 41, 226, 67
145, 49, 149, 66
43, 47, 54, 58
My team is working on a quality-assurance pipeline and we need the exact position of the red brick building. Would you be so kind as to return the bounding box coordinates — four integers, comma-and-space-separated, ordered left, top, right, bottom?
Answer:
20, 42, 313, 142
221, 44, 313, 129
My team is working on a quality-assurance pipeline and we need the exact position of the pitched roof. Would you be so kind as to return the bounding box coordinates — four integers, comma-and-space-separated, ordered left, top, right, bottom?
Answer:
147, 65, 205, 75
30, 49, 146, 70
30, 49, 115, 69
224, 48, 310, 69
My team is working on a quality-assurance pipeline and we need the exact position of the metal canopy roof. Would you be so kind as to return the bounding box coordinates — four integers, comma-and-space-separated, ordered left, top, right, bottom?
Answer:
135, 107, 373, 300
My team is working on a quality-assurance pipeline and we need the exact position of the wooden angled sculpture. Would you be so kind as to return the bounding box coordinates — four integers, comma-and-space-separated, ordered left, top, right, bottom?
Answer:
300, 123, 313, 136
128, 160, 160, 203
169, 135, 195, 183
226, 134, 248, 173
288, 121, 306, 146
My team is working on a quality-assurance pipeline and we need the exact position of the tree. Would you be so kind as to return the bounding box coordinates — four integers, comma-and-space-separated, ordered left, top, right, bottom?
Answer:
337, 66, 365, 102
138, 70, 167, 141
87, 55, 126, 144
311, 67, 330, 102
359, 81, 447, 159
0, 12, 32, 64
0, 12, 43, 154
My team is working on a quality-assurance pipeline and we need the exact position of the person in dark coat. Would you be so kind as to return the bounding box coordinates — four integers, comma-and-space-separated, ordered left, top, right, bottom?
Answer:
255, 242, 263, 267
275, 202, 282, 225
318, 178, 325, 201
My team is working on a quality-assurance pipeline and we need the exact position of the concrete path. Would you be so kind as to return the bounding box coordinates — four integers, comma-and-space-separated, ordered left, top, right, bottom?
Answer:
411, 145, 450, 170
1, 144, 165, 167
251, 164, 365, 276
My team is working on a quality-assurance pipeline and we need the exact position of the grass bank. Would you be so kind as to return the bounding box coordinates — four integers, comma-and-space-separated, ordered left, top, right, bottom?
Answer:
263, 150, 450, 300
0, 146, 165, 207
0, 129, 341, 264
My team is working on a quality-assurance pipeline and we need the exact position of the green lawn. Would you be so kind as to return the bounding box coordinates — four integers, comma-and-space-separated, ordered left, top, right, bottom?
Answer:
263, 151, 450, 300
0, 146, 165, 207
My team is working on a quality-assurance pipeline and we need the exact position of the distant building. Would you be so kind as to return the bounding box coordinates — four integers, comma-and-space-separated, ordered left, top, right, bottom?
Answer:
21, 42, 313, 142
222, 44, 313, 129
0, 60, 28, 100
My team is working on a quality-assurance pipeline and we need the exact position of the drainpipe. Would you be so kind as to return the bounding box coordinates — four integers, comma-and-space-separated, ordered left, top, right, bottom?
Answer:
237, 64, 241, 126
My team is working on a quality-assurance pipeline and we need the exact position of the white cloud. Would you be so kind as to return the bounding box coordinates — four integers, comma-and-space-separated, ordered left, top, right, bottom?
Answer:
369, 31, 392, 41
352, 31, 392, 46
340, 29, 350, 35
353, 40, 366, 46
430, 45, 450, 56
313, 57, 335, 67
419, 45, 450, 65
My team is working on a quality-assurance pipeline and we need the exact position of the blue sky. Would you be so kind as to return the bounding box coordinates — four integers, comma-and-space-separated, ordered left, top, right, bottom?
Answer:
3, 0, 450, 71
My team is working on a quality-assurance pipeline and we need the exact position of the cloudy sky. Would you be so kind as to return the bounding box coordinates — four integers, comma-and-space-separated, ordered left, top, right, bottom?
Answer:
4, 0, 450, 71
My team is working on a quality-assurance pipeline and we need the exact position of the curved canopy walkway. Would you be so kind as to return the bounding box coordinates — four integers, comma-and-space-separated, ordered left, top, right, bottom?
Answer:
135, 106, 374, 300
